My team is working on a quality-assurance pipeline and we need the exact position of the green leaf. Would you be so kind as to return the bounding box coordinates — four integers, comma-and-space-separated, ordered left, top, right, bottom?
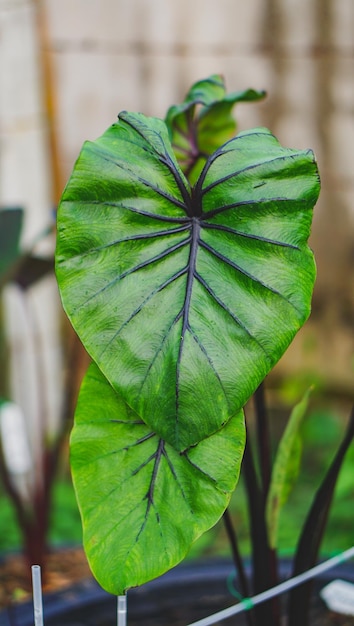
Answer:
165, 74, 266, 183
56, 111, 319, 450
71, 362, 245, 595
266, 388, 312, 549
0, 208, 23, 285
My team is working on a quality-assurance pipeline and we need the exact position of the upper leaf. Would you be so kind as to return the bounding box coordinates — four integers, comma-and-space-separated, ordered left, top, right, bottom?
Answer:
165, 74, 266, 184
56, 111, 320, 450
71, 362, 245, 594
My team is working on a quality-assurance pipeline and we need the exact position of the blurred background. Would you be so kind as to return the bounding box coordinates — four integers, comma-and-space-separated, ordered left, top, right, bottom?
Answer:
0, 0, 353, 604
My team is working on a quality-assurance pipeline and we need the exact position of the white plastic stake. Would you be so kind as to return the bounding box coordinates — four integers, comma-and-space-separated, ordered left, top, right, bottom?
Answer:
31, 565, 44, 626
117, 595, 127, 626
187, 546, 354, 626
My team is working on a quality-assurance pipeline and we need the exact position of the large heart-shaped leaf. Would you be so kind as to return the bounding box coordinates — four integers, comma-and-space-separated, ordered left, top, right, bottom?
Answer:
165, 74, 266, 184
71, 362, 245, 594
56, 111, 319, 450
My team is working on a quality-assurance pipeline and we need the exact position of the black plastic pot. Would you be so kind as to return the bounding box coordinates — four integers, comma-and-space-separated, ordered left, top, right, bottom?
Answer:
2, 558, 354, 626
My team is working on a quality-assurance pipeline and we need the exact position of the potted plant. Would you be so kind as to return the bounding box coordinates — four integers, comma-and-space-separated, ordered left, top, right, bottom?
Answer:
50, 75, 353, 626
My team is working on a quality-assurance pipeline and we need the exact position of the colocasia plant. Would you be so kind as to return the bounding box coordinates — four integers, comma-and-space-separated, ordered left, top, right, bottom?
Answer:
55, 76, 354, 625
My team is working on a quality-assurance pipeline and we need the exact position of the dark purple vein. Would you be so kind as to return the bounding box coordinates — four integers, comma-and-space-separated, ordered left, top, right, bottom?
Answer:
200, 196, 309, 220
137, 309, 184, 398
132, 449, 158, 477
74, 235, 191, 314
162, 449, 189, 503
118, 236, 191, 280
159, 150, 193, 211
135, 439, 165, 540
68, 199, 191, 224
110, 224, 191, 243
188, 327, 230, 406
198, 239, 302, 315
182, 452, 219, 486
200, 199, 260, 219
175, 219, 201, 434
91, 446, 161, 543
97, 267, 188, 360
122, 432, 155, 451
179, 219, 200, 337
200, 221, 300, 250
194, 130, 272, 196
195, 271, 272, 363
69, 225, 192, 262
118, 113, 192, 212
91, 144, 189, 213
201, 152, 305, 197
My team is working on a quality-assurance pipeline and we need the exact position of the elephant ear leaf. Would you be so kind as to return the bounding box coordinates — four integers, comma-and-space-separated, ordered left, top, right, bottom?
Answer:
165, 74, 266, 184
56, 111, 320, 451
71, 362, 245, 595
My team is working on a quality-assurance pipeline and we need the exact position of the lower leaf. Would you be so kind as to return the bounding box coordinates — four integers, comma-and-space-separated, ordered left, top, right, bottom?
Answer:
70, 362, 245, 595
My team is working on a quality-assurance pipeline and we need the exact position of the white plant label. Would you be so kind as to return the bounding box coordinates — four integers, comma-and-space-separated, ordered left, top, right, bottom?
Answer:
0, 402, 32, 474
320, 579, 354, 616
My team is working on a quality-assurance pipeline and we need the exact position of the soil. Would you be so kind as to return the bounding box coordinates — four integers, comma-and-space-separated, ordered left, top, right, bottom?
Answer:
0, 546, 91, 609
1, 549, 354, 625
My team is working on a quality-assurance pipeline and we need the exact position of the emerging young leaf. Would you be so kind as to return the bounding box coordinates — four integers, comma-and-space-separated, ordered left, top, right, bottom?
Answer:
71, 363, 245, 595
56, 111, 320, 450
165, 74, 266, 184
266, 388, 311, 549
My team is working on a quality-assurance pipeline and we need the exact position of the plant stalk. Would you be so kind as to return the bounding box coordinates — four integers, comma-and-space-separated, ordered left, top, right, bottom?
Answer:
223, 509, 255, 626
254, 383, 272, 500
243, 408, 281, 626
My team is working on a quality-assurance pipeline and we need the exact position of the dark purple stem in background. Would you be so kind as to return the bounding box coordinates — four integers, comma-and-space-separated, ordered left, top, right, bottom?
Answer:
223, 509, 256, 626
254, 383, 272, 500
